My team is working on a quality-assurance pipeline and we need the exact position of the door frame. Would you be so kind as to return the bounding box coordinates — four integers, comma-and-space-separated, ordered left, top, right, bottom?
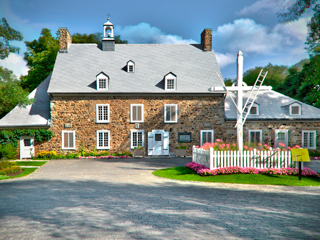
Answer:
148, 130, 169, 156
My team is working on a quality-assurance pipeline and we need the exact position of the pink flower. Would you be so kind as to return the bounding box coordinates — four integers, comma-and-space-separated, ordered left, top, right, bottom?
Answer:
244, 145, 248, 149
232, 143, 236, 147
258, 143, 262, 146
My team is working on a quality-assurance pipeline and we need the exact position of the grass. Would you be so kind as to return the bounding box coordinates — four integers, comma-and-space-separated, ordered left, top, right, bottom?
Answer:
0, 167, 38, 180
152, 167, 320, 187
15, 161, 48, 167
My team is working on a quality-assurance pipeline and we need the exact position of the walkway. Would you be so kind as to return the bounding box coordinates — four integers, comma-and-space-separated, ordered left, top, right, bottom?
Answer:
0, 158, 319, 239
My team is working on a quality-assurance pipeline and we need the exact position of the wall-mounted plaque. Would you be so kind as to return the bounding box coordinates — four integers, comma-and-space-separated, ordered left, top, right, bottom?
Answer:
178, 132, 192, 143
64, 123, 72, 128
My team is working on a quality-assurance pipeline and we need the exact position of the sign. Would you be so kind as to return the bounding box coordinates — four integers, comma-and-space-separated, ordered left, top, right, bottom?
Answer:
178, 132, 191, 143
291, 149, 310, 162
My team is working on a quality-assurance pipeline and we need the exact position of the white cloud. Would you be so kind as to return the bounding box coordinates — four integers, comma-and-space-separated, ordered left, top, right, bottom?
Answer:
213, 18, 308, 55
0, 53, 29, 78
215, 53, 235, 68
115, 22, 197, 44
237, 0, 285, 15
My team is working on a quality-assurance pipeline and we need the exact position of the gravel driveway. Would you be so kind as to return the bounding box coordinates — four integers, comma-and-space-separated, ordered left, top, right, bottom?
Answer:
0, 158, 319, 239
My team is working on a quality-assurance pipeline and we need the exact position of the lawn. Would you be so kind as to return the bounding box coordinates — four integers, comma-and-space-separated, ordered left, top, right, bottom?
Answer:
0, 167, 38, 180
15, 161, 48, 167
152, 166, 320, 187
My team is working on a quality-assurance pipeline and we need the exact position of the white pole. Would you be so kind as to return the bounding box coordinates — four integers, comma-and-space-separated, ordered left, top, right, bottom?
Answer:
237, 51, 244, 151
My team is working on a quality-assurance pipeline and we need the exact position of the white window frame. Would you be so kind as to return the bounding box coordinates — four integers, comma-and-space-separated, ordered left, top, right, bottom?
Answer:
96, 104, 110, 123
200, 130, 214, 146
302, 130, 317, 149
289, 103, 301, 115
164, 104, 178, 123
249, 103, 259, 115
127, 60, 135, 73
248, 130, 263, 145
62, 131, 75, 150
164, 73, 176, 90
130, 104, 144, 123
96, 130, 110, 149
130, 130, 145, 149
96, 72, 109, 90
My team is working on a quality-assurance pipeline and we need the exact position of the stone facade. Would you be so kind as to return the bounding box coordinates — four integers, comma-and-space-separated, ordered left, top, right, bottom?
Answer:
223, 120, 320, 149
38, 95, 226, 156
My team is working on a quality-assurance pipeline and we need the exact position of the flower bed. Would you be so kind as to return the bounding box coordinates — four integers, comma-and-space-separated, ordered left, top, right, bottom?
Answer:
78, 155, 132, 159
185, 162, 320, 177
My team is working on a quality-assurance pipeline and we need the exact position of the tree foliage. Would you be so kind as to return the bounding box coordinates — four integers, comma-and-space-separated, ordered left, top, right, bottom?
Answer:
0, 18, 23, 59
0, 67, 33, 118
243, 63, 289, 90
72, 32, 128, 44
21, 28, 59, 92
277, 55, 320, 107
278, 0, 318, 22
305, 5, 320, 57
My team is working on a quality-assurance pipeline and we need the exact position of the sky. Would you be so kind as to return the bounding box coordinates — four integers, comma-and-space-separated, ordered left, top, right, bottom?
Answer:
0, 0, 314, 79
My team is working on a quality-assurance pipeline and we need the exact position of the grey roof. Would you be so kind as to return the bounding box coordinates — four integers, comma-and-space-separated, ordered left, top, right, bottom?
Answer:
0, 74, 51, 128
47, 44, 223, 94
225, 90, 320, 120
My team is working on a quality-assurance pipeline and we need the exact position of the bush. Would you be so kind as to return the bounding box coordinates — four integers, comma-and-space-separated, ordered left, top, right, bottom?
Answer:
38, 151, 57, 159
2, 166, 22, 175
0, 144, 17, 159
0, 160, 22, 175
0, 159, 16, 170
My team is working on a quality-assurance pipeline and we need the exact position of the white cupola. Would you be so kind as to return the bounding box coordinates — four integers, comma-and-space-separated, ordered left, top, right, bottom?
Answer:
102, 18, 115, 51
103, 18, 114, 39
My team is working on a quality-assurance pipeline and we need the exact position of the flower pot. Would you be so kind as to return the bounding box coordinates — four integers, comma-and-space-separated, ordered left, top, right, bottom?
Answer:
133, 149, 145, 157
175, 149, 187, 157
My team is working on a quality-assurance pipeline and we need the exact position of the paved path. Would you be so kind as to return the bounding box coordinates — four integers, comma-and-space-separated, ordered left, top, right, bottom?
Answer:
0, 158, 320, 240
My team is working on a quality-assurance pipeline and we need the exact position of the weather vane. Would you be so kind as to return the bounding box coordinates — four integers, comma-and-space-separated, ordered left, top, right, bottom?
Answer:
107, 13, 110, 19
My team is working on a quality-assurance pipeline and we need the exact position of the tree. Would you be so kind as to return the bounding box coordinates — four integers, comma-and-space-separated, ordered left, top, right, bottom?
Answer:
243, 63, 289, 90
72, 32, 128, 44
277, 0, 318, 22
21, 28, 59, 92
0, 67, 33, 118
0, 18, 23, 59
305, 5, 320, 57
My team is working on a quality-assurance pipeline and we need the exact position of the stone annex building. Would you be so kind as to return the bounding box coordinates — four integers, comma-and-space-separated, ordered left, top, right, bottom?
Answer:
1, 19, 320, 159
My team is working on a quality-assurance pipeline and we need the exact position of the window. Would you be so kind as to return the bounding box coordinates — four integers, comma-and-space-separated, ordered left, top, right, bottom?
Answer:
289, 103, 301, 115
275, 129, 288, 148
249, 130, 262, 145
164, 104, 178, 123
131, 130, 144, 149
99, 79, 107, 89
127, 60, 135, 73
62, 131, 75, 149
249, 104, 259, 115
164, 72, 177, 90
302, 130, 316, 149
131, 104, 144, 123
96, 104, 110, 123
96, 72, 109, 90
97, 130, 110, 149
200, 130, 214, 146
24, 139, 31, 147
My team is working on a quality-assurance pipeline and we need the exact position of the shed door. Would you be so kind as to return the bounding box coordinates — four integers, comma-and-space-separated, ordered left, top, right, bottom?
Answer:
20, 137, 34, 159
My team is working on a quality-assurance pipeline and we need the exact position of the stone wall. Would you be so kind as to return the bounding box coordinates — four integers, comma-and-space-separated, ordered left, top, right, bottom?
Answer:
223, 120, 320, 148
39, 95, 226, 156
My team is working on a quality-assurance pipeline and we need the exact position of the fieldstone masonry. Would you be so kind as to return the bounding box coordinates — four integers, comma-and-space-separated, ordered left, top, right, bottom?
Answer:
38, 95, 226, 156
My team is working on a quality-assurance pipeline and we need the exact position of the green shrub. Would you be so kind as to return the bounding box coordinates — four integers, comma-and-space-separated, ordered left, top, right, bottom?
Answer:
3, 166, 22, 174
0, 159, 16, 170
0, 144, 17, 159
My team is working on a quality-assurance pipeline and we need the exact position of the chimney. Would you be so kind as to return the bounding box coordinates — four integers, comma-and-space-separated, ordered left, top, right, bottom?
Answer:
201, 28, 212, 51
58, 28, 72, 53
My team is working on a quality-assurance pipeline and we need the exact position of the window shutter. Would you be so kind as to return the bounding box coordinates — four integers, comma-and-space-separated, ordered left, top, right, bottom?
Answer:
68, 132, 74, 148
64, 132, 69, 148
137, 105, 142, 121
163, 132, 169, 155
148, 132, 154, 155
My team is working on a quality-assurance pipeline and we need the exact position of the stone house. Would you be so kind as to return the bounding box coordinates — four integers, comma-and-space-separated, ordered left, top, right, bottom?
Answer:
0, 18, 320, 158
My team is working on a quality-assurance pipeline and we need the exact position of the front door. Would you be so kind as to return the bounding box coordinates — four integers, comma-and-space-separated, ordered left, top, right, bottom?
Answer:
148, 130, 169, 156
20, 137, 34, 159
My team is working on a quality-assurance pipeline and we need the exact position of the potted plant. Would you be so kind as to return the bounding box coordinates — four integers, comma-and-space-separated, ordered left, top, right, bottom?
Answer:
175, 145, 187, 157
133, 146, 145, 157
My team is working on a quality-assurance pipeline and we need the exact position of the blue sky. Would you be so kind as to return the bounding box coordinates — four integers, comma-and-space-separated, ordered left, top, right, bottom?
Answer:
0, 0, 313, 79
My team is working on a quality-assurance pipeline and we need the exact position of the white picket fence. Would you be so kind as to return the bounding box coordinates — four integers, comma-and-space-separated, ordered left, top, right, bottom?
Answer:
192, 146, 292, 170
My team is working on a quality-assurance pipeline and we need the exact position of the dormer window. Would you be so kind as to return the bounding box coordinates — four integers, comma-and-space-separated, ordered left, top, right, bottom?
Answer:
164, 72, 177, 90
127, 60, 135, 73
249, 103, 259, 115
96, 72, 109, 90
290, 103, 301, 115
